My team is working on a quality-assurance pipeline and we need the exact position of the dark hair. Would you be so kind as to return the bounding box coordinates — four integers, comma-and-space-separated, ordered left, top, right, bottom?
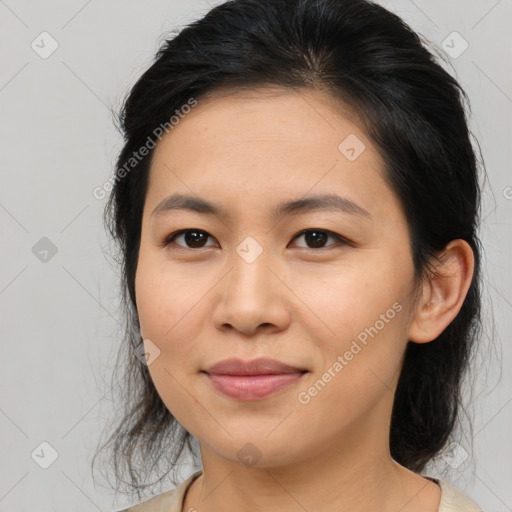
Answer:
93, 0, 484, 499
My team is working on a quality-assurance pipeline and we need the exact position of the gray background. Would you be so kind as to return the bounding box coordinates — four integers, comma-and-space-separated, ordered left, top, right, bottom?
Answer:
1, 0, 511, 510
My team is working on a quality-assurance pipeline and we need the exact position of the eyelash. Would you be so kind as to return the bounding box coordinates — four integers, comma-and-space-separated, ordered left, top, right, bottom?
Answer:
160, 228, 352, 251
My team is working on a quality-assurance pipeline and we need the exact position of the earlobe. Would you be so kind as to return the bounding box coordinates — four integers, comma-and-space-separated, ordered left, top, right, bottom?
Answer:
408, 239, 475, 344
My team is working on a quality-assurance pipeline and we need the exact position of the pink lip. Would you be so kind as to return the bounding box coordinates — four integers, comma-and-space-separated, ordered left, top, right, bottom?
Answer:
204, 373, 306, 400
202, 357, 308, 400
203, 357, 306, 375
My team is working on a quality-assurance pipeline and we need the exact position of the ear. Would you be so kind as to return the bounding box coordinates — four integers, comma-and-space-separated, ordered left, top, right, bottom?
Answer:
408, 239, 475, 344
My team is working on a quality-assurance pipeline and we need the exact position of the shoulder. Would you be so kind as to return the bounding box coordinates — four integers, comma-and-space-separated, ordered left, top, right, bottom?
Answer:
116, 471, 483, 512
116, 470, 203, 512
429, 477, 483, 512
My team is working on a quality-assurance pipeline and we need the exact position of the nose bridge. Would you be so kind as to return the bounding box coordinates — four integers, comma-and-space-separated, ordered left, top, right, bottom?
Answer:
230, 234, 274, 294
211, 233, 290, 334
235, 234, 267, 266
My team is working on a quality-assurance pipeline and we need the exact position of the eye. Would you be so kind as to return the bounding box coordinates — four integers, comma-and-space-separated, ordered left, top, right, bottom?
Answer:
291, 229, 348, 249
161, 229, 217, 249
161, 228, 349, 250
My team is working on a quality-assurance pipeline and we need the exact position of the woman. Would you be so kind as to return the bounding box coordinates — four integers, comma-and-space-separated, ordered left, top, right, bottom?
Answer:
94, 0, 485, 510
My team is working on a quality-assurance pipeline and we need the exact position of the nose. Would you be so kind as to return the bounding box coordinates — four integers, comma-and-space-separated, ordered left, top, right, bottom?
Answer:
211, 245, 292, 337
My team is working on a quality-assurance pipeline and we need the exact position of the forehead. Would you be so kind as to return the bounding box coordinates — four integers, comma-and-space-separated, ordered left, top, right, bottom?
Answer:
146, 86, 395, 222
154, 85, 368, 155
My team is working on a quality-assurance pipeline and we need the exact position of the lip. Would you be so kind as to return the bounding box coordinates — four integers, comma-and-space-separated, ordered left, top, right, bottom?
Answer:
202, 357, 308, 401
203, 357, 307, 375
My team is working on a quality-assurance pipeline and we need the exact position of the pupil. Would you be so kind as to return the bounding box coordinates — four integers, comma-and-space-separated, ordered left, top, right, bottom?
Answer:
306, 231, 326, 248
185, 231, 206, 248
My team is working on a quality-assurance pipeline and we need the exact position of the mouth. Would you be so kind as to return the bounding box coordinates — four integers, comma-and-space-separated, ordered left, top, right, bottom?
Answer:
201, 357, 308, 401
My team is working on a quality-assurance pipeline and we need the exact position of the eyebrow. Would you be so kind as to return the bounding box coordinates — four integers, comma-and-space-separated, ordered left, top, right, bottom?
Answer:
150, 193, 371, 221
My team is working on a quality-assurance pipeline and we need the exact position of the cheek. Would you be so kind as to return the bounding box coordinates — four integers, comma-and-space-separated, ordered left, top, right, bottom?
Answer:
134, 261, 210, 430
135, 255, 208, 342
297, 256, 409, 344
298, 254, 412, 397
134, 255, 222, 424
293, 294, 408, 444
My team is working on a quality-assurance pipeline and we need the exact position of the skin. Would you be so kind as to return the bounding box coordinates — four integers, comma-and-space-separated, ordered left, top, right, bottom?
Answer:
134, 86, 474, 512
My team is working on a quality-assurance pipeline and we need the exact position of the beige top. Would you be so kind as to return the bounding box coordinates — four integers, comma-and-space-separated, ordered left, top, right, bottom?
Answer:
118, 470, 483, 512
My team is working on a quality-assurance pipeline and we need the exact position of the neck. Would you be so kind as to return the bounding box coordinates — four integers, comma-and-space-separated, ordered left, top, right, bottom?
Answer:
182, 411, 440, 512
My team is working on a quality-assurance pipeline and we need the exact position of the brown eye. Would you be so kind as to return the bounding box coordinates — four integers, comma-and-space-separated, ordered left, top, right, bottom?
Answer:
161, 228, 349, 251
163, 229, 216, 249
292, 229, 346, 249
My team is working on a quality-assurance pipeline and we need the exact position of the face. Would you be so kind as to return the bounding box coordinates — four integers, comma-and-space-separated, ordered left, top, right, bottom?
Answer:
135, 86, 420, 469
